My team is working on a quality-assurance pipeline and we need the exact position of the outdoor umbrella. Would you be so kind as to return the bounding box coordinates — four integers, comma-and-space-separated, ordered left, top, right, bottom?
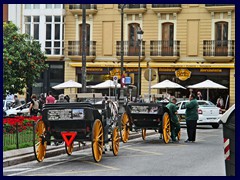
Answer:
91, 80, 121, 98
187, 79, 228, 101
52, 80, 82, 93
151, 79, 186, 93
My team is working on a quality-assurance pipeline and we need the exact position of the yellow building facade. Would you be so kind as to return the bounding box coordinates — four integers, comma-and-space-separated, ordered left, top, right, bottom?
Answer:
63, 4, 235, 106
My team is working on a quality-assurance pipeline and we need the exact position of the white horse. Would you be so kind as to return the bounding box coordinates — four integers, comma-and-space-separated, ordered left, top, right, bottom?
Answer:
107, 100, 119, 121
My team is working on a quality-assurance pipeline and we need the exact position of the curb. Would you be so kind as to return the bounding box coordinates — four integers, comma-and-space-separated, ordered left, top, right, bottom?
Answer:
3, 130, 156, 167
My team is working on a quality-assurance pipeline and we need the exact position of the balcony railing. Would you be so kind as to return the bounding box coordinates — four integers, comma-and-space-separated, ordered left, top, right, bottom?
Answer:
152, 4, 181, 8
69, 4, 97, 10
205, 4, 235, 6
68, 41, 96, 56
118, 4, 146, 9
203, 40, 235, 56
116, 41, 145, 56
150, 40, 180, 56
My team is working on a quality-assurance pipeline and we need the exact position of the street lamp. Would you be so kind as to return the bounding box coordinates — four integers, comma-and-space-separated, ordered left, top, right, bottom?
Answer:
137, 27, 144, 98
119, 4, 126, 102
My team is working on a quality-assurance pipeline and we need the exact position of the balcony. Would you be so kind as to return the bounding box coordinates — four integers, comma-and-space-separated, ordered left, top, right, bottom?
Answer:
150, 40, 180, 62
116, 41, 145, 62
205, 4, 235, 12
203, 40, 235, 62
118, 4, 147, 14
68, 41, 96, 61
151, 4, 182, 13
68, 4, 97, 15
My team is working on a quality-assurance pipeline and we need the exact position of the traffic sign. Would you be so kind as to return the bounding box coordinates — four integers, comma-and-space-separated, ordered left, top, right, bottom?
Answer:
113, 76, 118, 85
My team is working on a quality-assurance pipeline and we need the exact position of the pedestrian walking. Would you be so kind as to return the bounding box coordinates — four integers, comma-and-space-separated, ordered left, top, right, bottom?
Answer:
38, 93, 45, 111
166, 98, 180, 142
29, 94, 39, 116
46, 91, 56, 104
56, 94, 68, 103
64, 95, 70, 102
185, 93, 199, 143
216, 96, 224, 109
12, 94, 21, 108
197, 91, 203, 100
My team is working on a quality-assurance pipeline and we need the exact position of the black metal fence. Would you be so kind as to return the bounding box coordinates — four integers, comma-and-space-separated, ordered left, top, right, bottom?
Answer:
68, 41, 96, 56
116, 41, 146, 56
69, 4, 97, 10
150, 40, 180, 56
118, 4, 146, 9
152, 4, 181, 8
3, 116, 40, 151
203, 40, 235, 56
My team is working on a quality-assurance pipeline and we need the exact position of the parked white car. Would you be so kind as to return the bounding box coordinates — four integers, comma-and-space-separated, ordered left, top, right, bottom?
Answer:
4, 102, 30, 116
3, 100, 13, 111
176, 100, 223, 129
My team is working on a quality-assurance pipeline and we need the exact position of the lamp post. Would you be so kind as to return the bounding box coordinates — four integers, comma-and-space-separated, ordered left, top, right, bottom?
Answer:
119, 4, 126, 101
137, 27, 144, 98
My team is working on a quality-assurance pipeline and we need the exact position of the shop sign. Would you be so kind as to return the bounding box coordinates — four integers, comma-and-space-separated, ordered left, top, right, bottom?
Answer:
175, 69, 191, 81
200, 69, 222, 73
159, 68, 176, 72
87, 68, 103, 72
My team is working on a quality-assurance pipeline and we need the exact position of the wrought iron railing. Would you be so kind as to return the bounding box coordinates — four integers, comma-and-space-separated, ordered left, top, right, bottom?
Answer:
118, 4, 146, 9
116, 41, 145, 56
68, 41, 96, 56
203, 40, 235, 56
152, 4, 181, 8
69, 4, 97, 10
205, 4, 234, 6
150, 40, 180, 56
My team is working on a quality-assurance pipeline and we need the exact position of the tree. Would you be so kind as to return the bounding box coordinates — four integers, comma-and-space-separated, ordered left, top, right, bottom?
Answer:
3, 21, 48, 96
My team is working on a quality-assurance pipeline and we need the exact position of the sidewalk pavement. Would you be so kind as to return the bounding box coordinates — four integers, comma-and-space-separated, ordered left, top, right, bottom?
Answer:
3, 130, 157, 167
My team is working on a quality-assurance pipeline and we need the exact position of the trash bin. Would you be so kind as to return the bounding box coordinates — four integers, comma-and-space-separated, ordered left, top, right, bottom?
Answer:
219, 104, 235, 176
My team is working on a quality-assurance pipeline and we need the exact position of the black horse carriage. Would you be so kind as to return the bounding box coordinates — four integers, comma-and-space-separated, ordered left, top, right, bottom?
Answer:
33, 101, 119, 162
120, 101, 180, 143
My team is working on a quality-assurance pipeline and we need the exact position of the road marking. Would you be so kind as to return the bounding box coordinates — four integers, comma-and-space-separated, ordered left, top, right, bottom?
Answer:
124, 147, 163, 156
4, 168, 31, 172
7, 155, 92, 176
83, 160, 119, 170
27, 169, 119, 176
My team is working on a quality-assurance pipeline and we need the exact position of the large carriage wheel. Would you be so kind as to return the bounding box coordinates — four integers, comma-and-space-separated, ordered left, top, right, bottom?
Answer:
33, 120, 47, 162
142, 128, 146, 140
120, 112, 130, 143
65, 142, 74, 156
92, 119, 104, 162
112, 127, 120, 156
162, 112, 171, 144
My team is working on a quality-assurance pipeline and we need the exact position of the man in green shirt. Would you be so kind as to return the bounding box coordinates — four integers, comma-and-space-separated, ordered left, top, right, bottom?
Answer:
185, 93, 199, 143
166, 98, 180, 142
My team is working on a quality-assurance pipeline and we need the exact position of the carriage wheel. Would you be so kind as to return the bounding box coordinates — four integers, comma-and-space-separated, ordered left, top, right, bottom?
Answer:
142, 128, 146, 140
162, 112, 171, 144
65, 142, 74, 156
120, 112, 129, 143
33, 120, 47, 162
112, 127, 120, 156
92, 119, 104, 162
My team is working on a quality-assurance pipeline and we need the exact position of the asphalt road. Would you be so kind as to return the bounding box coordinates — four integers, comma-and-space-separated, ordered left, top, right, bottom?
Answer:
3, 126, 226, 176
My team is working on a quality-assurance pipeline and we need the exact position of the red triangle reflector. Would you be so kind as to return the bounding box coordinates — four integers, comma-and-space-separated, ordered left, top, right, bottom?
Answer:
61, 132, 77, 147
